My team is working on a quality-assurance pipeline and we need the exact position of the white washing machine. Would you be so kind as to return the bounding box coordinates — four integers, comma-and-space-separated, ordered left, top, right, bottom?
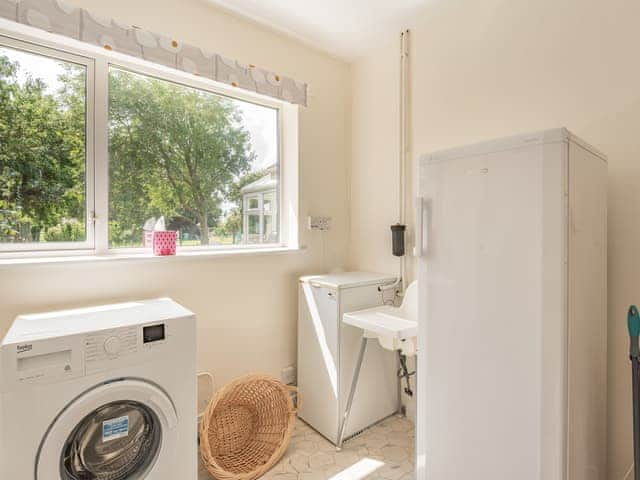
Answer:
0, 298, 197, 479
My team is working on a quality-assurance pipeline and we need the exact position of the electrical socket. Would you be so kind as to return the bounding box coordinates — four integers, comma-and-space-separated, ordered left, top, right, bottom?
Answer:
308, 216, 331, 231
281, 365, 296, 385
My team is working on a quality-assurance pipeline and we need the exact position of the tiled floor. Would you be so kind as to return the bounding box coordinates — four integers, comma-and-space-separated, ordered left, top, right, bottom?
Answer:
199, 415, 415, 480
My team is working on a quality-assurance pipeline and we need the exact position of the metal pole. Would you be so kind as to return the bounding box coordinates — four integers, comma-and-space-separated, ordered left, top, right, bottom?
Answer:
633, 359, 640, 480
336, 336, 368, 450
628, 305, 640, 480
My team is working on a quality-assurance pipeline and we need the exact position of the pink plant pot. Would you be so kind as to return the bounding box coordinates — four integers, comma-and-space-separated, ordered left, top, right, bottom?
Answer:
152, 231, 177, 256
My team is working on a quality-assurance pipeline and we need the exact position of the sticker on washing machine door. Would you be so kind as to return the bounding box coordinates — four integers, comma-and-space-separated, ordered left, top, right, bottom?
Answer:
102, 415, 129, 442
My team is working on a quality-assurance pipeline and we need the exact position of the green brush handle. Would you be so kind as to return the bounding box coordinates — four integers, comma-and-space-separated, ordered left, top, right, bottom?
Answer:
628, 305, 640, 358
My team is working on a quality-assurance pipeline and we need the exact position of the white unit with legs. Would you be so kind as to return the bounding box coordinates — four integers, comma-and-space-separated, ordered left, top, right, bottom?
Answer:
298, 272, 399, 444
416, 128, 607, 480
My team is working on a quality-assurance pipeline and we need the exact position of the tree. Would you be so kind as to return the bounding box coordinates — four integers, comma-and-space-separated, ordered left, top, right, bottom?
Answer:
0, 51, 258, 248
0, 53, 85, 242
109, 69, 256, 245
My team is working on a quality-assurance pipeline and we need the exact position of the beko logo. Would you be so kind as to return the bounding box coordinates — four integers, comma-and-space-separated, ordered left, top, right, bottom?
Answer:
16, 344, 33, 354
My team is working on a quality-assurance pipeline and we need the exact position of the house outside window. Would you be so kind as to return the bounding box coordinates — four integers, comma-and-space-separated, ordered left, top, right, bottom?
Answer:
241, 165, 278, 244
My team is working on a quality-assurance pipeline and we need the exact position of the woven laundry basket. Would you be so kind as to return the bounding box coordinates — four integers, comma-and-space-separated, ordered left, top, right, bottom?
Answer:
199, 374, 299, 480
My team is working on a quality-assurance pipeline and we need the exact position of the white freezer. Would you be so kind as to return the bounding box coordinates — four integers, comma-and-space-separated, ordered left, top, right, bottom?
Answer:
297, 272, 399, 443
416, 128, 607, 480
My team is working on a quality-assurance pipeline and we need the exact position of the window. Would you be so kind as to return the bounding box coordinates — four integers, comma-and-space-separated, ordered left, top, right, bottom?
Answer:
248, 214, 260, 235
108, 68, 279, 249
0, 30, 297, 258
0, 40, 93, 251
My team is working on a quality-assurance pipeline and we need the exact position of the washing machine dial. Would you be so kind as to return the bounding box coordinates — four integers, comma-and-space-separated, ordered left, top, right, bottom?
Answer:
104, 336, 121, 356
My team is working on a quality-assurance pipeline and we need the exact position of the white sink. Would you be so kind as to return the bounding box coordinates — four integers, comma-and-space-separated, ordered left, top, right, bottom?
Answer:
343, 282, 418, 355
343, 306, 417, 338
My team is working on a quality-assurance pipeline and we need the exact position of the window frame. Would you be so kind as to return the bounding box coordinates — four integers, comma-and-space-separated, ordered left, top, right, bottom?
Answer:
0, 22, 298, 259
102, 62, 284, 253
242, 190, 279, 244
244, 194, 263, 241
0, 35, 96, 253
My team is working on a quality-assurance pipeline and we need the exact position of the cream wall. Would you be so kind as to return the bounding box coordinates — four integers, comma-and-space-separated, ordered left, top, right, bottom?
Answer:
0, 0, 351, 398
350, 0, 640, 477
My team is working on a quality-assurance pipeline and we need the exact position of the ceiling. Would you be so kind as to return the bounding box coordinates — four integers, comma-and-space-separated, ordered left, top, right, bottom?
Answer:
204, 0, 429, 61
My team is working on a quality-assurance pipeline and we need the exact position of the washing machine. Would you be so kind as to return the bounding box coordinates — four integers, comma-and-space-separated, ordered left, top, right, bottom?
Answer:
0, 298, 197, 479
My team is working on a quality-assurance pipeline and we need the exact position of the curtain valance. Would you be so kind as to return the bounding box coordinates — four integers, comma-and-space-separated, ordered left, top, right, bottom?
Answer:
0, 0, 308, 106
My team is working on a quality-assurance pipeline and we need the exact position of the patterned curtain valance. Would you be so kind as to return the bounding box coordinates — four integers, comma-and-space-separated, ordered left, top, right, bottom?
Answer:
0, 0, 308, 106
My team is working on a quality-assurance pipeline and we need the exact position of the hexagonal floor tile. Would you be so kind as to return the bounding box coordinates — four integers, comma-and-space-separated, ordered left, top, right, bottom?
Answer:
198, 415, 415, 480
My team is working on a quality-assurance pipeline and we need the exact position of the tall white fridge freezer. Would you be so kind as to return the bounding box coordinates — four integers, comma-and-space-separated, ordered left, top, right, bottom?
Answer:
416, 128, 607, 480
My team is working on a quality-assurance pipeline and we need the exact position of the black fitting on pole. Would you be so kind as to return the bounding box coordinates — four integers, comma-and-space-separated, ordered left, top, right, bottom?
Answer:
391, 224, 406, 257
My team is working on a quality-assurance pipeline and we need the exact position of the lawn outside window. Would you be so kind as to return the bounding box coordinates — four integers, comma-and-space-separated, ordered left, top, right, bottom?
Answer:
0, 24, 299, 260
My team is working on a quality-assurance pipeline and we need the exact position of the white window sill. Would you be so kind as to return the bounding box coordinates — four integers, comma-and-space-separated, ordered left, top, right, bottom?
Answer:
0, 246, 305, 267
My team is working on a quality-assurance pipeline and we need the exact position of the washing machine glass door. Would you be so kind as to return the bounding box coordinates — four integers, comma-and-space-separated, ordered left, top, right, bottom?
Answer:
61, 400, 161, 479
37, 379, 178, 480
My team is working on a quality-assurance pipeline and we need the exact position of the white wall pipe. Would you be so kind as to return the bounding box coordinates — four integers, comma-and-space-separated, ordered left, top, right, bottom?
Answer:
401, 30, 410, 293
381, 29, 410, 296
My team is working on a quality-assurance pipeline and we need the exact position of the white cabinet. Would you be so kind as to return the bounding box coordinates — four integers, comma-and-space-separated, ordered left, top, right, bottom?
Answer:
416, 128, 607, 480
298, 272, 399, 443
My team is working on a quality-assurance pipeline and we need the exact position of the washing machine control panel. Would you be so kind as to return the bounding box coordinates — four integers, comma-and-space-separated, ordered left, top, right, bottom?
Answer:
1, 320, 172, 389
84, 323, 167, 375
0, 299, 190, 393
85, 326, 138, 364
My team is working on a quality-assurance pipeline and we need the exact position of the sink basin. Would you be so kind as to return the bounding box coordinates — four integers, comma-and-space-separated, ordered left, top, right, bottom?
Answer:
343, 306, 417, 339
342, 282, 418, 355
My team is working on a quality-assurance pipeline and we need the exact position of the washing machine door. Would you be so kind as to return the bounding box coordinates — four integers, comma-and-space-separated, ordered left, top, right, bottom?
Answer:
36, 379, 178, 480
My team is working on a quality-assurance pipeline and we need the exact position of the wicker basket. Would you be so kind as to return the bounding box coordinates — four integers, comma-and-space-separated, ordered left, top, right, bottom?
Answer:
199, 374, 300, 480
